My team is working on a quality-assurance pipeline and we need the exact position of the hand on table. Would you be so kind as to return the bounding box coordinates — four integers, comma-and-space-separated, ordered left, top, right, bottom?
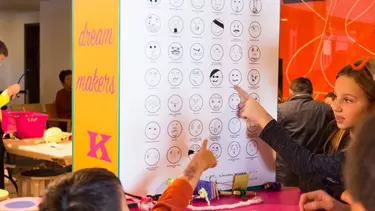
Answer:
234, 85, 273, 128
299, 190, 351, 211
6, 84, 21, 99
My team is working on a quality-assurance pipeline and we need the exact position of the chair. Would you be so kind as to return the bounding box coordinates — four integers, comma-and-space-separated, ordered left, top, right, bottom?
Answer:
45, 104, 71, 132
19, 168, 66, 197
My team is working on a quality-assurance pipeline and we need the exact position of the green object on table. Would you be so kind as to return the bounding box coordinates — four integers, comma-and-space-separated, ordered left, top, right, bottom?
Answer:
240, 189, 246, 201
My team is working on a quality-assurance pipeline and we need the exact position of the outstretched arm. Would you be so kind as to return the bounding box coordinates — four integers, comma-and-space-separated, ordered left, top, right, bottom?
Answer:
152, 140, 217, 211
260, 119, 344, 181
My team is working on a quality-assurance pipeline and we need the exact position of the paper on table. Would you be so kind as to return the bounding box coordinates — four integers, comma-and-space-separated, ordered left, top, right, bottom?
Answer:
19, 142, 72, 158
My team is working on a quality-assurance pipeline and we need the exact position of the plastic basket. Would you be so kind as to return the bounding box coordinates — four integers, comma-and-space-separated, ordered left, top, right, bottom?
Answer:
14, 112, 49, 139
1, 110, 24, 134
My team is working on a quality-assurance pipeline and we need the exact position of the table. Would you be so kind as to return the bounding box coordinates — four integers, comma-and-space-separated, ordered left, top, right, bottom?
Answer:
3, 135, 72, 166
130, 188, 300, 211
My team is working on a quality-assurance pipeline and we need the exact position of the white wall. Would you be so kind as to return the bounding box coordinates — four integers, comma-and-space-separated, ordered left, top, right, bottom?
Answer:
0, 12, 39, 95
40, 0, 72, 103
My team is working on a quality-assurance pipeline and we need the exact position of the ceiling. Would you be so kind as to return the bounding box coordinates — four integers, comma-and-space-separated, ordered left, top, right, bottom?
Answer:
0, 0, 40, 11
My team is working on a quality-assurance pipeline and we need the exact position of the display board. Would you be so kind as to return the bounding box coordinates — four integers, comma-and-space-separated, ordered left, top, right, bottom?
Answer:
119, 0, 280, 195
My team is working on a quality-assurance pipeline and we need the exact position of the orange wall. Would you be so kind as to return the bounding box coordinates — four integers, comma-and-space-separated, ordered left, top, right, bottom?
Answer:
280, 0, 375, 101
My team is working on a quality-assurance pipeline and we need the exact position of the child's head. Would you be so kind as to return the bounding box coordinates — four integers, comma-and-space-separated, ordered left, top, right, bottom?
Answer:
344, 113, 375, 211
59, 69, 72, 89
39, 168, 129, 211
0, 40, 8, 63
325, 58, 375, 153
331, 58, 375, 130
324, 92, 335, 105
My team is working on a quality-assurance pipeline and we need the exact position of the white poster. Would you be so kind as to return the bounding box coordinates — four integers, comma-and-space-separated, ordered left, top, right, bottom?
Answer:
120, 0, 280, 195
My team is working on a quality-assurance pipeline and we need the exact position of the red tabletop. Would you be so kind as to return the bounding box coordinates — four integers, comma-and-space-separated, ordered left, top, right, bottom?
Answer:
130, 187, 301, 211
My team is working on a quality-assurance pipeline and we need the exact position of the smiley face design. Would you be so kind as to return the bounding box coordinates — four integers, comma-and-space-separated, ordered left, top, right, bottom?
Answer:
227, 141, 241, 158
248, 45, 261, 62
248, 69, 260, 85
229, 69, 242, 85
230, 20, 243, 37
211, 19, 224, 36
190, 43, 204, 61
209, 94, 223, 111
145, 41, 161, 60
168, 95, 183, 112
246, 140, 259, 156
170, 0, 184, 7
249, 93, 260, 102
209, 118, 223, 135
145, 122, 161, 140
210, 69, 223, 86
167, 146, 182, 164
190, 17, 205, 35
249, 21, 261, 38
229, 93, 241, 110
168, 68, 183, 86
249, 0, 262, 14
148, 0, 161, 5
168, 120, 183, 138
188, 144, 201, 160
144, 148, 160, 166
231, 0, 243, 12
145, 14, 161, 33
190, 69, 204, 86
210, 44, 224, 61
145, 95, 161, 113
209, 143, 222, 158
247, 119, 259, 132
145, 68, 161, 87
191, 0, 205, 9
169, 43, 183, 60
230, 45, 243, 62
169, 16, 184, 34
189, 94, 203, 112
211, 0, 225, 11
228, 117, 241, 134
189, 119, 203, 137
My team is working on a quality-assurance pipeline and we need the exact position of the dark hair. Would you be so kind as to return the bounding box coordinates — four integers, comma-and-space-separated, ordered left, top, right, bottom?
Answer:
59, 69, 72, 84
289, 77, 313, 95
39, 168, 123, 211
0, 40, 8, 57
324, 92, 335, 100
210, 69, 220, 78
325, 58, 375, 153
345, 113, 375, 210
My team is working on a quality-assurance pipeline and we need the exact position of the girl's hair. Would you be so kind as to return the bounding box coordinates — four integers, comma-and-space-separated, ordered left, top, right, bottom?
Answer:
325, 57, 375, 153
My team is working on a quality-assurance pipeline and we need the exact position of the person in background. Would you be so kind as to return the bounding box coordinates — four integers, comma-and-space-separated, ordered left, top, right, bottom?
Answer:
38, 139, 217, 211
324, 92, 336, 105
234, 57, 375, 201
0, 40, 21, 189
278, 89, 283, 103
55, 69, 72, 120
276, 77, 334, 187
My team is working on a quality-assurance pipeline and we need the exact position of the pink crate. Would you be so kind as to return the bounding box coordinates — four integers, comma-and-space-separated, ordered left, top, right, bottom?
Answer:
1, 110, 24, 134
15, 112, 48, 138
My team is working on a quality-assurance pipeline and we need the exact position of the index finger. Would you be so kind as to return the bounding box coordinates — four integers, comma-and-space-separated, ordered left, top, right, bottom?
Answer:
201, 139, 208, 149
234, 85, 249, 101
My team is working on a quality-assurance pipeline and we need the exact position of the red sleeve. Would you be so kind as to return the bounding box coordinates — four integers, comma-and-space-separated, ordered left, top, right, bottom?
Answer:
152, 179, 193, 211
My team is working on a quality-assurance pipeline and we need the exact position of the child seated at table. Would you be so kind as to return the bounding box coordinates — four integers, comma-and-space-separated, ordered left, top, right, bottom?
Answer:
299, 113, 375, 211
38, 140, 217, 211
